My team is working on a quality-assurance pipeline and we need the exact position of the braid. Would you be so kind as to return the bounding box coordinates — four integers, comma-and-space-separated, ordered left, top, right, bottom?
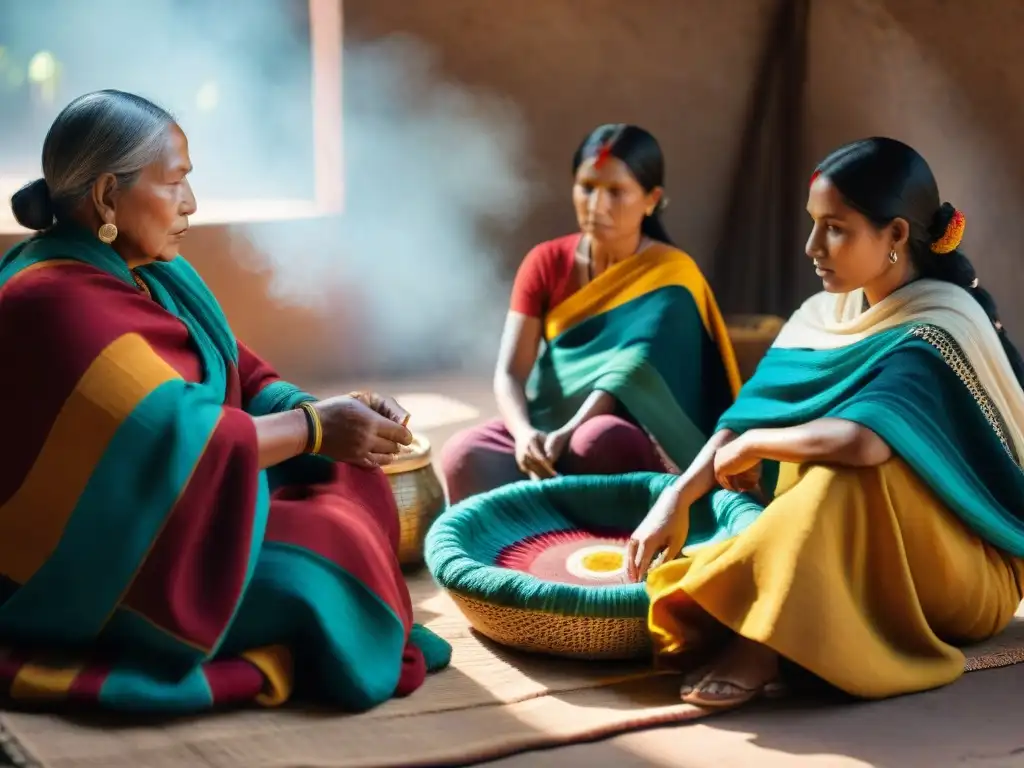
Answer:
912, 203, 1024, 387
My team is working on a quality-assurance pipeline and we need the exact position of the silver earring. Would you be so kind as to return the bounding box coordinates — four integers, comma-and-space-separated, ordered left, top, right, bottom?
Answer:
888, 250, 898, 264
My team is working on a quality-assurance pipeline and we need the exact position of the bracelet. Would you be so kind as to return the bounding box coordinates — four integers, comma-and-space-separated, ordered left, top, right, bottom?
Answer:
298, 401, 323, 455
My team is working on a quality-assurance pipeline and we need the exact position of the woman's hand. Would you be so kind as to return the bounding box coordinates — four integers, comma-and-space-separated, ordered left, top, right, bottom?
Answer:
347, 390, 410, 427
314, 394, 413, 467
712, 435, 762, 492
623, 429, 741, 581
542, 426, 573, 467
626, 486, 689, 582
514, 428, 558, 480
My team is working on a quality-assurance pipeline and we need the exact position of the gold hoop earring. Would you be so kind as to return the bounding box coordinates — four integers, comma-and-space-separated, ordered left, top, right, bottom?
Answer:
98, 223, 118, 244
888, 249, 898, 264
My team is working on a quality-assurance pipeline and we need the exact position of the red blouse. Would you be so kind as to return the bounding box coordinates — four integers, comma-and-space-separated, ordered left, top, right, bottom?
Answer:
508, 234, 584, 319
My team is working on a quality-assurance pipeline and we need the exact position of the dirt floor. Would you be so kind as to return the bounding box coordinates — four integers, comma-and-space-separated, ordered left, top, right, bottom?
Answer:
488, 664, 1024, 767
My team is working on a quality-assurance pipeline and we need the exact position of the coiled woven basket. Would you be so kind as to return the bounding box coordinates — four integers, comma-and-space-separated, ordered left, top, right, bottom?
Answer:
725, 313, 786, 381
425, 472, 677, 660
382, 434, 445, 567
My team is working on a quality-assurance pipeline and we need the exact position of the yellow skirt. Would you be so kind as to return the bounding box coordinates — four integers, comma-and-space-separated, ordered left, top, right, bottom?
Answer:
647, 458, 1024, 698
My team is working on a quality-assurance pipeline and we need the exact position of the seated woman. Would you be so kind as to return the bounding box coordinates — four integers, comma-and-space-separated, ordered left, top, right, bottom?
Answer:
629, 137, 1024, 711
0, 90, 450, 713
442, 124, 742, 504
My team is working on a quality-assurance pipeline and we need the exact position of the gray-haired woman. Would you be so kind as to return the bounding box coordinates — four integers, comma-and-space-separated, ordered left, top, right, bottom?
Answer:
0, 89, 450, 713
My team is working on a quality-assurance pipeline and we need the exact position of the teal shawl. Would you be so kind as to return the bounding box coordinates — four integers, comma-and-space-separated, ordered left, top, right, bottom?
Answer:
0, 225, 311, 416
719, 305, 1024, 556
1, 225, 239, 387
524, 246, 742, 469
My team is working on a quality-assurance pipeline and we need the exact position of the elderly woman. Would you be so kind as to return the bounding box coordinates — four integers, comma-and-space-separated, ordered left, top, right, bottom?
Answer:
631, 137, 1024, 711
0, 90, 450, 713
441, 124, 742, 504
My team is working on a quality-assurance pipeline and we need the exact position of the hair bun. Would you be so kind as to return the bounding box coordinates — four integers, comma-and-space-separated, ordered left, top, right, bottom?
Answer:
929, 202, 965, 254
10, 178, 56, 231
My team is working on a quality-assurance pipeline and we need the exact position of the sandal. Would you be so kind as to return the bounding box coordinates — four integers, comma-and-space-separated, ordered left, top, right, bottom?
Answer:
680, 677, 788, 709
677, 665, 712, 696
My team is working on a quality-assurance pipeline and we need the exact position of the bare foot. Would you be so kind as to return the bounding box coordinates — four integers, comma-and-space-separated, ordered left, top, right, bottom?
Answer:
680, 635, 784, 708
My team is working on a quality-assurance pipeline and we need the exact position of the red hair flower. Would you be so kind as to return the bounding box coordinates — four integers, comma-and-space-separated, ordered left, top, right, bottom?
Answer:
931, 208, 966, 254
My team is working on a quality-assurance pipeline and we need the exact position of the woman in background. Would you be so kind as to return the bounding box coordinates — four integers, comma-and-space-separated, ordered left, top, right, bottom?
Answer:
442, 124, 741, 505
0, 90, 449, 714
631, 137, 1024, 711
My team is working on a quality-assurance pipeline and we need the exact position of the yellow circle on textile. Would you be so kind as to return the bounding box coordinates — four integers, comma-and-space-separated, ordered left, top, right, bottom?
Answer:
565, 545, 626, 580
582, 551, 624, 571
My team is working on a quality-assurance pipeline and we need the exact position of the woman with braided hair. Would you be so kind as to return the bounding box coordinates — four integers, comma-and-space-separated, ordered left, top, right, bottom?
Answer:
629, 137, 1024, 711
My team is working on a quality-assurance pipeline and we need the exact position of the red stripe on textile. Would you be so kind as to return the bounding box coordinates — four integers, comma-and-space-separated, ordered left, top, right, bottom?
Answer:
394, 641, 426, 697
66, 663, 112, 699
264, 463, 415, 631
496, 527, 632, 571
0, 264, 202, 507
225, 361, 243, 409
237, 341, 284, 410
121, 409, 260, 650
203, 659, 266, 705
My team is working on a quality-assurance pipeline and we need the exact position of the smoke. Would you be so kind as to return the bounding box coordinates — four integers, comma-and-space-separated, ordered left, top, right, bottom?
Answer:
242, 33, 533, 376
1, 0, 534, 376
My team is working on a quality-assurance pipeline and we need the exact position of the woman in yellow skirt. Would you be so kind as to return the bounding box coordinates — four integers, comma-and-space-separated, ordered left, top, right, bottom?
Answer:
627, 137, 1024, 710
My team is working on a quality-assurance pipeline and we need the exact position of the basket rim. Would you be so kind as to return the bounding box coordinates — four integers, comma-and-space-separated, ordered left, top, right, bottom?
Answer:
425, 473, 674, 619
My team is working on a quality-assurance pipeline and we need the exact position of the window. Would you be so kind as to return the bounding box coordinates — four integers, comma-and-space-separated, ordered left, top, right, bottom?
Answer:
0, 0, 343, 233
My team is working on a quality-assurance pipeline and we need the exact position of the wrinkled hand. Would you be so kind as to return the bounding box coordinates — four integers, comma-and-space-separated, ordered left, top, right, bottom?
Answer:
626, 487, 689, 582
542, 426, 573, 467
314, 394, 413, 467
515, 428, 558, 480
712, 436, 762, 493
347, 390, 410, 427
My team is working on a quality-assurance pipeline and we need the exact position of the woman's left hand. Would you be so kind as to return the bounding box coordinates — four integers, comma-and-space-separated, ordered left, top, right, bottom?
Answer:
543, 426, 573, 467
713, 435, 762, 492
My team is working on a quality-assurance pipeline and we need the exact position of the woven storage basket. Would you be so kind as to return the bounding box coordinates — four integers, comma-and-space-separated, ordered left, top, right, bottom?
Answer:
725, 313, 786, 382
427, 473, 764, 659
426, 473, 684, 660
382, 434, 445, 567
